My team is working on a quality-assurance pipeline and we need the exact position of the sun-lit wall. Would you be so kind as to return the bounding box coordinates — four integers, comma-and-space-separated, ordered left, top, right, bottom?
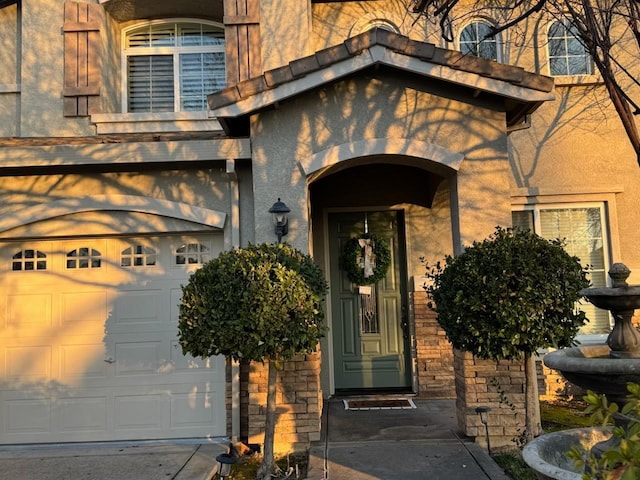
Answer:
0, 2, 19, 137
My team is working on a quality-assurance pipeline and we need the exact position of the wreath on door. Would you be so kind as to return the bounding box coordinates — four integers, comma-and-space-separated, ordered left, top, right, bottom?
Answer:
339, 233, 391, 285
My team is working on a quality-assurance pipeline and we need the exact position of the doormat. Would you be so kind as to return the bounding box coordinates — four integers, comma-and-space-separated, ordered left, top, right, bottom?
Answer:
343, 398, 416, 411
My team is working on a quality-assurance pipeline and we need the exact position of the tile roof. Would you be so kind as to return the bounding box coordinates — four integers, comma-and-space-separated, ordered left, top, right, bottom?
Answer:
209, 27, 555, 135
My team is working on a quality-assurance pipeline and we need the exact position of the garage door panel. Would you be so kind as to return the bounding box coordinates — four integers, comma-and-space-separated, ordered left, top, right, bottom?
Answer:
57, 396, 108, 433
0, 234, 226, 444
6, 345, 52, 382
115, 394, 164, 430
114, 290, 162, 327
61, 291, 109, 330
4, 398, 51, 434
6, 293, 52, 331
171, 390, 220, 429
61, 343, 108, 379
115, 341, 162, 376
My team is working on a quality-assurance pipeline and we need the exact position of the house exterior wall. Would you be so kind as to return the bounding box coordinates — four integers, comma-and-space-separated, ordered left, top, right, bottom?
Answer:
0, 2, 19, 137
259, 0, 312, 71
0, 169, 232, 225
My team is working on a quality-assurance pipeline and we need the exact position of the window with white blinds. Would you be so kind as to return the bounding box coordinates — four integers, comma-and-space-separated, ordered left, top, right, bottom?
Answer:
512, 204, 610, 335
123, 21, 226, 113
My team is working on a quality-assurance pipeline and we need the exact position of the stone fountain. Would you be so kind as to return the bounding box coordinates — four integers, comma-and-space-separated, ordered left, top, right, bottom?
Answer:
523, 263, 640, 479
544, 262, 640, 405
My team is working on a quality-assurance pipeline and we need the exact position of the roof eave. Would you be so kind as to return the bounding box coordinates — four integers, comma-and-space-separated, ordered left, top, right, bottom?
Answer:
208, 28, 555, 135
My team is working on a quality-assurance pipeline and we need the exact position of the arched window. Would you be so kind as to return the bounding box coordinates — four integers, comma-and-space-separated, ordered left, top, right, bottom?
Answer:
67, 248, 102, 269
12, 249, 47, 271
123, 20, 226, 113
547, 19, 593, 76
175, 243, 210, 265
459, 21, 499, 61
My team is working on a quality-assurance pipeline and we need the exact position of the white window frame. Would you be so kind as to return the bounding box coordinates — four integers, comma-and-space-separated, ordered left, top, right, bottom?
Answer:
512, 202, 611, 343
544, 17, 599, 86
121, 18, 226, 113
458, 20, 501, 62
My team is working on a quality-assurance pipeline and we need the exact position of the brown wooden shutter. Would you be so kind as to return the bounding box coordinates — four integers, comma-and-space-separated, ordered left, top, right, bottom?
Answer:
63, 1, 103, 117
224, 0, 262, 85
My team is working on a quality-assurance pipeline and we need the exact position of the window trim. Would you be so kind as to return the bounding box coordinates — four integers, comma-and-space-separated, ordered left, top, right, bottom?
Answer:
121, 18, 226, 114
457, 20, 502, 62
543, 17, 600, 85
512, 201, 612, 341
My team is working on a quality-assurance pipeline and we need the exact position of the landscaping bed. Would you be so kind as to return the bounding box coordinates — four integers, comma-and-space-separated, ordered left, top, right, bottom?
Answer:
495, 397, 591, 480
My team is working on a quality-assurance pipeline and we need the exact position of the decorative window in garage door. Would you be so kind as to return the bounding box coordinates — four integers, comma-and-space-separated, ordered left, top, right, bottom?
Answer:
11, 249, 47, 271
121, 244, 157, 267
66, 247, 102, 269
175, 242, 210, 265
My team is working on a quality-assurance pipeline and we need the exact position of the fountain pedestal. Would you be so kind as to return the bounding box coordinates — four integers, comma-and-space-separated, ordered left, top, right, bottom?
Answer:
584, 263, 640, 359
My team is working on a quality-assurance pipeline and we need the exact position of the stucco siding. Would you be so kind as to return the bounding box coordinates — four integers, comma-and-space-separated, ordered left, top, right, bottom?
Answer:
0, 168, 233, 238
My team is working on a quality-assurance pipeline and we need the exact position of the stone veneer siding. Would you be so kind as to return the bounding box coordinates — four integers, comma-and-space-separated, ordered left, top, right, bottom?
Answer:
242, 352, 323, 453
413, 292, 456, 398
454, 349, 526, 449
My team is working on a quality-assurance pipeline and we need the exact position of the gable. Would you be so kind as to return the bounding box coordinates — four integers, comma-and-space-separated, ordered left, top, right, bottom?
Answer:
209, 28, 555, 136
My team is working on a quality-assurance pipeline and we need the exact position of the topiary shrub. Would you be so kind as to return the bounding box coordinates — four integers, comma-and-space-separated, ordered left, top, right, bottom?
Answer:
178, 242, 327, 480
425, 226, 590, 440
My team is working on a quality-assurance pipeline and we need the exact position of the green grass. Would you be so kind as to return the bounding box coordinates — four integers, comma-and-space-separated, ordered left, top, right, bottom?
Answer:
495, 398, 592, 480
540, 398, 592, 432
493, 450, 538, 480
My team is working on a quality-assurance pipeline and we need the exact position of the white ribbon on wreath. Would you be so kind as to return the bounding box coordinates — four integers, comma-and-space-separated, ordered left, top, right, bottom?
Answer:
358, 238, 375, 278
358, 238, 377, 333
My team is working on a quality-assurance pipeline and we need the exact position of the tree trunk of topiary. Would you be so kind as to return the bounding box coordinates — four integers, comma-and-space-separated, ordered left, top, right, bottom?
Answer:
524, 353, 542, 440
256, 358, 278, 480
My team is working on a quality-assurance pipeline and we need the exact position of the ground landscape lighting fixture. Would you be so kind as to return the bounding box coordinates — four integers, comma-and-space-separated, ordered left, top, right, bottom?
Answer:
215, 453, 237, 479
268, 198, 290, 243
475, 405, 492, 455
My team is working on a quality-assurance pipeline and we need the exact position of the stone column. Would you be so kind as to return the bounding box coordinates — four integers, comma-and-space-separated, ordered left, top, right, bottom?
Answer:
454, 349, 526, 449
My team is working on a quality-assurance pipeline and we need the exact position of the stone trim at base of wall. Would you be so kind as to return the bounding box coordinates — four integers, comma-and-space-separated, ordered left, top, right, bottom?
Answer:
413, 292, 455, 398
241, 352, 323, 454
454, 349, 526, 450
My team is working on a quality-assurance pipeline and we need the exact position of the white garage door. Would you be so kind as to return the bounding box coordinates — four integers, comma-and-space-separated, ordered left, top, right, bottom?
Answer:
0, 235, 226, 444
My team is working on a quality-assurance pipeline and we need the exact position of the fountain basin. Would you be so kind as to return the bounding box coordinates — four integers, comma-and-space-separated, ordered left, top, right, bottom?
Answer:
580, 286, 640, 311
544, 345, 640, 404
522, 427, 611, 480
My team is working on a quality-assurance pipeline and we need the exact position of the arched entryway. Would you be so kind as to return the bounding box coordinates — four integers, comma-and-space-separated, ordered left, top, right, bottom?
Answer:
308, 152, 459, 396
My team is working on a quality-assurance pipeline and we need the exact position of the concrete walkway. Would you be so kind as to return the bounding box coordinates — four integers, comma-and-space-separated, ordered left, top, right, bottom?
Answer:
0, 399, 511, 480
306, 398, 511, 480
0, 439, 226, 480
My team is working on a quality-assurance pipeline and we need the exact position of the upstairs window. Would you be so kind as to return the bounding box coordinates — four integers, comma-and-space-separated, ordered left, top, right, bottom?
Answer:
459, 21, 499, 61
123, 21, 226, 113
547, 19, 593, 76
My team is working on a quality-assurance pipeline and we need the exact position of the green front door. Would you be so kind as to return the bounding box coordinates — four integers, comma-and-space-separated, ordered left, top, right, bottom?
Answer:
329, 211, 411, 391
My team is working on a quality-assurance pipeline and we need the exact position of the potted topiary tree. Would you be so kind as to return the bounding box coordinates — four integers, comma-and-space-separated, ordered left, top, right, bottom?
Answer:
425, 226, 590, 441
177, 242, 327, 480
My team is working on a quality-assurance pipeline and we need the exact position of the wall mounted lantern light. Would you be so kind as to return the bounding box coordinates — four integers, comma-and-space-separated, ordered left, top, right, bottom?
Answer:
268, 198, 290, 243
